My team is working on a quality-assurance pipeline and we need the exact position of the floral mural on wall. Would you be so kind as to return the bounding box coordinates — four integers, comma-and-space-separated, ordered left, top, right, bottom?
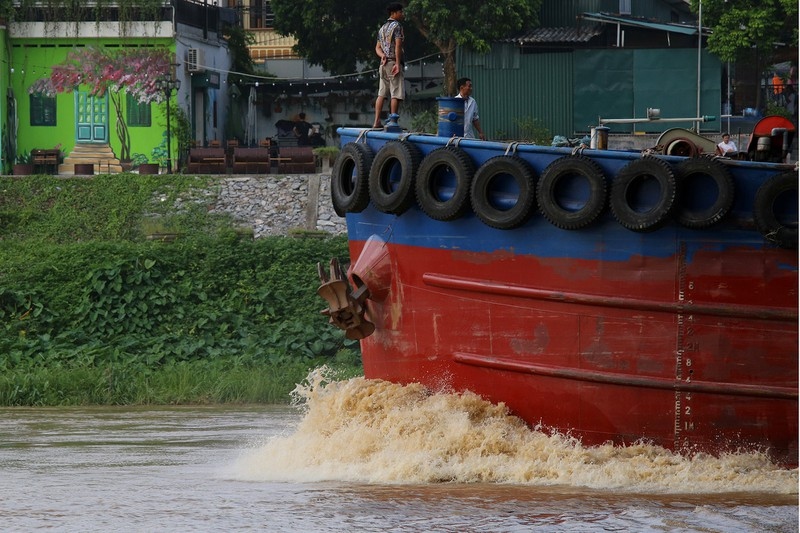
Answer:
29, 46, 174, 162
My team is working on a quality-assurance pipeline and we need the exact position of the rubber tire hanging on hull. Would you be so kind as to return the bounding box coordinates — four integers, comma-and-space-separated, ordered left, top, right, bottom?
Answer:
330, 143, 373, 216
537, 155, 607, 230
369, 141, 422, 215
415, 147, 475, 221
674, 157, 734, 228
753, 171, 798, 249
610, 156, 677, 232
470, 156, 537, 230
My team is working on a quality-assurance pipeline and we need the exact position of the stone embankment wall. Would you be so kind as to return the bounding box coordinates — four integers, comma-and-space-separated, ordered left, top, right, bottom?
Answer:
208, 173, 347, 238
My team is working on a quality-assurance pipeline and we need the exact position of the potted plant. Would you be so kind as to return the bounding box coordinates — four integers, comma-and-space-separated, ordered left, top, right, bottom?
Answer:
312, 146, 340, 173
151, 137, 170, 174
132, 153, 159, 175
13, 150, 34, 175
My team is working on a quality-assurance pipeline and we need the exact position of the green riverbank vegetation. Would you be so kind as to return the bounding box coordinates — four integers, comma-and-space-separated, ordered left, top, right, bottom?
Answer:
0, 174, 359, 406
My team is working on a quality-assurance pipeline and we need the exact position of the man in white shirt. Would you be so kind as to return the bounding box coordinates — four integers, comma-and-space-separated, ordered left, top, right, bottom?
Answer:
454, 77, 485, 140
716, 133, 737, 156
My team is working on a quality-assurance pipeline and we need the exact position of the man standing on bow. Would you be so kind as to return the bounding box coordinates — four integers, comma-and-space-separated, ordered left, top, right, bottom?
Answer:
373, 3, 405, 129
455, 77, 486, 140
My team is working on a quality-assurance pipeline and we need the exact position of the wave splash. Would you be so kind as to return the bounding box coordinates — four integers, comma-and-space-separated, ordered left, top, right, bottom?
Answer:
231, 368, 798, 493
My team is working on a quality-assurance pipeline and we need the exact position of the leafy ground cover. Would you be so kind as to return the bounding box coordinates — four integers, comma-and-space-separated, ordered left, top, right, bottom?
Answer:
0, 174, 359, 405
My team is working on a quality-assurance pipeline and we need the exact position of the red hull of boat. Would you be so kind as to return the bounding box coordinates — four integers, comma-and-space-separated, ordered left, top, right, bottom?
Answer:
349, 236, 798, 466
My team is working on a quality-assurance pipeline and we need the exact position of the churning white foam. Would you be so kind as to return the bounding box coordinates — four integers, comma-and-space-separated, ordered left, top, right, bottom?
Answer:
230, 368, 798, 493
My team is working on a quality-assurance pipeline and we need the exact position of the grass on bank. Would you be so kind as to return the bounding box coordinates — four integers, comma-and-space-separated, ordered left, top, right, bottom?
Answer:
0, 357, 363, 406
0, 174, 361, 406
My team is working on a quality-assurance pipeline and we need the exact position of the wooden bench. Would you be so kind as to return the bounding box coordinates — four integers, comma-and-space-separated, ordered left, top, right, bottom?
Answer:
187, 147, 226, 174
232, 147, 270, 174
277, 146, 316, 174
31, 149, 60, 174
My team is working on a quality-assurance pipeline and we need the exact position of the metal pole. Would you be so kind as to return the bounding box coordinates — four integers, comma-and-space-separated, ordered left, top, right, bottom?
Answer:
166, 91, 172, 174
203, 0, 208, 41
727, 61, 731, 133
599, 115, 716, 125
696, 0, 702, 132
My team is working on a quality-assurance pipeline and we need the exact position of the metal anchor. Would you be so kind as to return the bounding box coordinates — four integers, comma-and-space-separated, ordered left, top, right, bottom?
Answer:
317, 258, 375, 340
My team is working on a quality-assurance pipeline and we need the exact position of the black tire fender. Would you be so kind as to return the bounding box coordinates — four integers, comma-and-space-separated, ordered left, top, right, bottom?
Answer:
753, 171, 798, 249
415, 147, 475, 221
330, 143, 373, 216
537, 155, 607, 230
610, 156, 677, 232
470, 156, 537, 230
369, 141, 422, 215
674, 157, 735, 228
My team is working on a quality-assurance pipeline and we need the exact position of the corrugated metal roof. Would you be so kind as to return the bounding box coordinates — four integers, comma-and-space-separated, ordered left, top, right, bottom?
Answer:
504, 8, 706, 46
581, 12, 707, 36
503, 26, 604, 45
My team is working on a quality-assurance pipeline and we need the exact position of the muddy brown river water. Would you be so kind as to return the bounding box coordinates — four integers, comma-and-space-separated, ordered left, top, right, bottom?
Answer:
0, 374, 796, 532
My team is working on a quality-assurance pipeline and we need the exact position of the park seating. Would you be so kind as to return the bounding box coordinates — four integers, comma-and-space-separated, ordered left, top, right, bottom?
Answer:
232, 147, 271, 174
187, 147, 226, 174
277, 146, 315, 174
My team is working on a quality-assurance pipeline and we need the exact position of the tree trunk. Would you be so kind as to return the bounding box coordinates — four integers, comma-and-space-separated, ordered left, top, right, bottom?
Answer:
110, 92, 130, 162
441, 45, 458, 96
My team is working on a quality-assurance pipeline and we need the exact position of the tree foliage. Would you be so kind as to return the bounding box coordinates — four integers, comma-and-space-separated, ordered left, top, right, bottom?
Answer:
407, 0, 541, 94
271, 0, 386, 75
223, 24, 260, 86
270, 0, 541, 94
690, 0, 798, 63
29, 47, 173, 103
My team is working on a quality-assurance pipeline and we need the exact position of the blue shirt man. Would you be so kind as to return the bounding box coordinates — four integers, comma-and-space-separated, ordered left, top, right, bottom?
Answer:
454, 77, 485, 139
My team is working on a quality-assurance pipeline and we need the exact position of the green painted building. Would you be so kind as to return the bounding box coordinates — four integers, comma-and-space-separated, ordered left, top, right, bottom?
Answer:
1, 1, 232, 174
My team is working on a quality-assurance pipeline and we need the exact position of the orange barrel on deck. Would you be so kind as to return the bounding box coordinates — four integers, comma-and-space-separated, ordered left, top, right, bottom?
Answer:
436, 97, 464, 137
